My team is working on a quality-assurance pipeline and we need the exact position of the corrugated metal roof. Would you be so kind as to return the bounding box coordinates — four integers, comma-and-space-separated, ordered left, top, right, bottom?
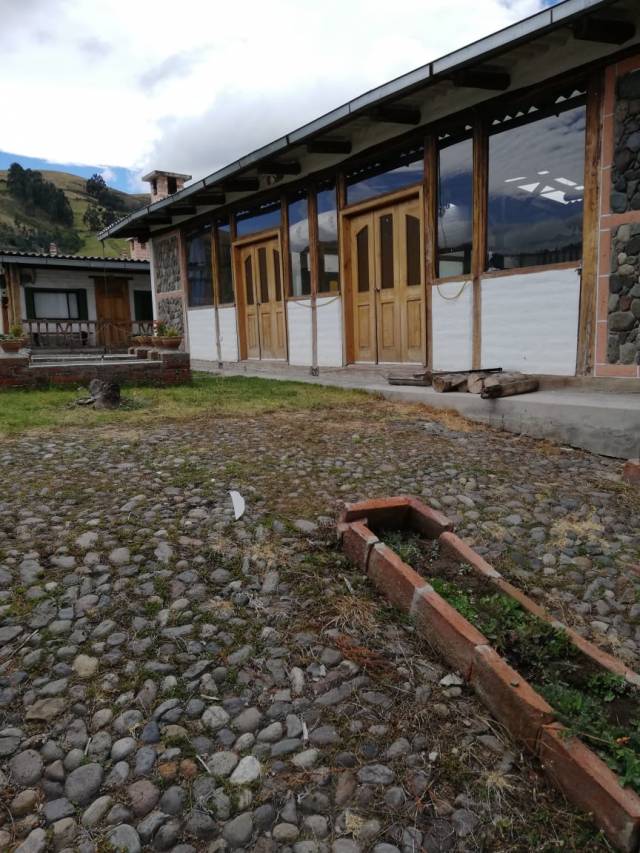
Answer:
0, 249, 150, 271
99, 0, 618, 240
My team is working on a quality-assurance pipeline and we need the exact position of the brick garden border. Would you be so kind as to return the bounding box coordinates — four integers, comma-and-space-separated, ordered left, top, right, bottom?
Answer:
338, 496, 640, 853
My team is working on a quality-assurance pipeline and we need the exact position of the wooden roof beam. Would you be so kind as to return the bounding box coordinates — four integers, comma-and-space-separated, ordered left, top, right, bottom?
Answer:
168, 204, 197, 216
370, 105, 421, 125
306, 138, 352, 154
572, 16, 635, 46
146, 213, 174, 225
451, 66, 510, 91
222, 177, 260, 192
257, 160, 301, 175
195, 191, 226, 205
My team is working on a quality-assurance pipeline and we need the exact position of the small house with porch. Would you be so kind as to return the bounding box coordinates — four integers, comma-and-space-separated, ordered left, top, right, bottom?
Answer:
0, 250, 152, 350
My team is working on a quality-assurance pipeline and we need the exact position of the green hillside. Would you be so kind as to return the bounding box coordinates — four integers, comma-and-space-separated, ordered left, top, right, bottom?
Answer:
0, 168, 147, 257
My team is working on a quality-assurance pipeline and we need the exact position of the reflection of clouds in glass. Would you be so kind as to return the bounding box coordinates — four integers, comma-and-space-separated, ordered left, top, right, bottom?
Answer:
489, 106, 585, 198
487, 105, 585, 263
347, 159, 423, 204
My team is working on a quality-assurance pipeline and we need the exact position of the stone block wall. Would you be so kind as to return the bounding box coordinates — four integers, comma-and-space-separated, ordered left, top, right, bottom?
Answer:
609, 224, 640, 364
155, 235, 181, 294
157, 295, 184, 335
0, 352, 191, 390
152, 231, 187, 346
611, 70, 640, 214
596, 56, 640, 379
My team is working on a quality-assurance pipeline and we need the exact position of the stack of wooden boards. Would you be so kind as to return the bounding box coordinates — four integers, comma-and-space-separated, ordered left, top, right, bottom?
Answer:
388, 368, 539, 399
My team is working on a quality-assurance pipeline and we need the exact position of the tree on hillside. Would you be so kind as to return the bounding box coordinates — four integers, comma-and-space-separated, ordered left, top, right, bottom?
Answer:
86, 173, 107, 201
83, 203, 121, 233
6, 162, 74, 228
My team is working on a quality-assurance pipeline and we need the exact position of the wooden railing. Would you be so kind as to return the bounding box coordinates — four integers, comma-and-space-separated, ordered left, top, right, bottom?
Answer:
21, 319, 155, 351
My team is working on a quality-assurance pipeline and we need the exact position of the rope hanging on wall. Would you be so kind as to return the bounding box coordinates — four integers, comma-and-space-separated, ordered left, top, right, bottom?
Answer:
435, 280, 470, 301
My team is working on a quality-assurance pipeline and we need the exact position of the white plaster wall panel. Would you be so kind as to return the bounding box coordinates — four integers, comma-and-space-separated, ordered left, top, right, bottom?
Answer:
317, 295, 344, 366
287, 301, 313, 366
481, 268, 580, 375
187, 308, 217, 361
218, 306, 239, 362
432, 281, 473, 371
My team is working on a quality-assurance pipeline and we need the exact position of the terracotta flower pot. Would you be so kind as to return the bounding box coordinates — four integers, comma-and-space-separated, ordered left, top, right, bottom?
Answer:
0, 339, 26, 353
155, 336, 182, 349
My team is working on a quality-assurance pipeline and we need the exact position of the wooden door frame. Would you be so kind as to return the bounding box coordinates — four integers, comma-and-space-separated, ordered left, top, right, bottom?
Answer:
232, 229, 288, 361
340, 185, 424, 366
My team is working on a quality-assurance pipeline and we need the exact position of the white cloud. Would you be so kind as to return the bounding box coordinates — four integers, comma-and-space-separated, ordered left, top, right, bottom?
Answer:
1, 0, 545, 181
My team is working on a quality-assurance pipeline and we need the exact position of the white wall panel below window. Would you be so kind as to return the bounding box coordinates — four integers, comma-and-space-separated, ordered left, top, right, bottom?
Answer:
432, 280, 473, 371
481, 267, 580, 376
187, 308, 217, 361
287, 301, 313, 366
218, 306, 239, 362
317, 295, 343, 367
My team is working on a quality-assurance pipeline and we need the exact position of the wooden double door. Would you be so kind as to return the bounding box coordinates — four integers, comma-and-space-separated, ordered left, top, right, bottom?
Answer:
237, 236, 286, 360
348, 194, 424, 363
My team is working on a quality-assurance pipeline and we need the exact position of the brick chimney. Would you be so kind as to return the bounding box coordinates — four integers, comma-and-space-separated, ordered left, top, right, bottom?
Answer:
141, 170, 192, 203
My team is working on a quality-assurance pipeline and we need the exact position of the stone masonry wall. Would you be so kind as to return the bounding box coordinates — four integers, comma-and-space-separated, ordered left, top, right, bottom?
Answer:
157, 296, 184, 334
609, 224, 640, 364
155, 235, 181, 294
611, 70, 640, 214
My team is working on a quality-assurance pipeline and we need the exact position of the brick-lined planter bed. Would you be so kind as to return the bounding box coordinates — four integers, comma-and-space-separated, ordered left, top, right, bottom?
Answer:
0, 351, 191, 390
338, 496, 640, 852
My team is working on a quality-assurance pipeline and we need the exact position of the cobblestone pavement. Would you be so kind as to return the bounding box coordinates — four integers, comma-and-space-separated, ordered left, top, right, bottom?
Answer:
1, 394, 638, 852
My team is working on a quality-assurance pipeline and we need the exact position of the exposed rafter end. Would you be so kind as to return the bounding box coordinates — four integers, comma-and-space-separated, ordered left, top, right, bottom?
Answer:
146, 214, 173, 225
222, 177, 260, 192
572, 17, 636, 46
168, 204, 197, 216
257, 160, 301, 175
306, 138, 352, 154
370, 105, 421, 125
451, 66, 510, 91
196, 192, 226, 205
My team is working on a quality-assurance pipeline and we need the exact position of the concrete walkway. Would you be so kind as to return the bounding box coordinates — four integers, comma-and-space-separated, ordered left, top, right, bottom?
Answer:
193, 360, 640, 459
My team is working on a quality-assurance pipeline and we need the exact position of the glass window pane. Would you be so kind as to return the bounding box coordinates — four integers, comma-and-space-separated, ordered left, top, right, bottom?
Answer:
216, 224, 234, 304
406, 214, 421, 286
244, 255, 254, 305
380, 214, 394, 289
258, 247, 269, 303
67, 292, 79, 318
347, 149, 423, 205
186, 227, 213, 307
34, 291, 71, 318
487, 104, 585, 270
438, 137, 473, 277
236, 201, 281, 237
288, 195, 311, 297
317, 185, 339, 294
356, 226, 369, 293
273, 249, 282, 301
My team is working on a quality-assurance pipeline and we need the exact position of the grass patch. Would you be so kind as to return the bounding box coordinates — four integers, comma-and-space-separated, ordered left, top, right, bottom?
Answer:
384, 531, 640, 794
0, 374, 368, 436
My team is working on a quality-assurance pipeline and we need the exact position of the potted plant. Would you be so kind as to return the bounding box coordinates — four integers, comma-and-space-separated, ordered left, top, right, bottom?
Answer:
0, 324, 27, 353
153, 323, 182, 349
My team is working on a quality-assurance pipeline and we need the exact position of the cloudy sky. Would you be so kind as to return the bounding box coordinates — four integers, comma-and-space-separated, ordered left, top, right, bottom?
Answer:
1, 0, 553, 191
